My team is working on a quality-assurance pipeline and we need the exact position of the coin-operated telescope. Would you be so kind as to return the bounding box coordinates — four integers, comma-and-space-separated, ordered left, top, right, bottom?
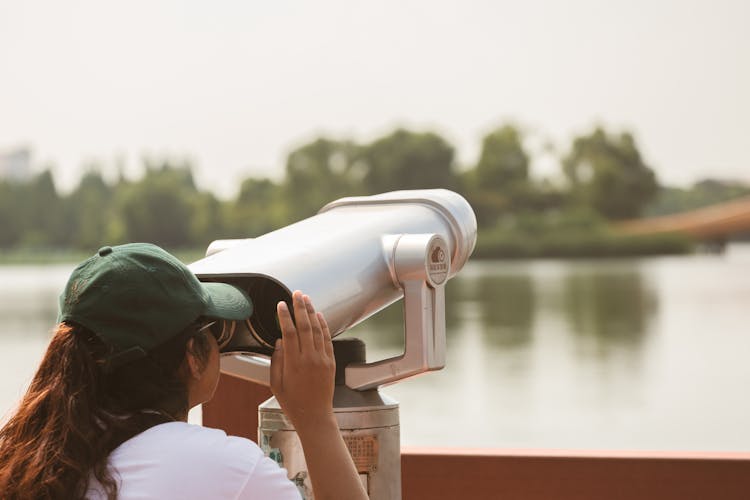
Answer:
189, 189, 476, 499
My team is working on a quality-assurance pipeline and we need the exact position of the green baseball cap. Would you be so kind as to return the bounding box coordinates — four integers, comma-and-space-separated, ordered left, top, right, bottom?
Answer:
58, 243, 253, 368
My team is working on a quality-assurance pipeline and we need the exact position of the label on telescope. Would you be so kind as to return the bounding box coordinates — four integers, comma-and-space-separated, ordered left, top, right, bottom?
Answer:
343, 435, 379, 473
427, 239, 449, 285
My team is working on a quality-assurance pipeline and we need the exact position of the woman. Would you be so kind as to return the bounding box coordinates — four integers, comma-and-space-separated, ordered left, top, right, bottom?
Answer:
0, 243, 367, 500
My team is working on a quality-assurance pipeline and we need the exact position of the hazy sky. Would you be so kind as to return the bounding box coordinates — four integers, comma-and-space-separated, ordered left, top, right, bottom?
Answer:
1, 0, 748, 197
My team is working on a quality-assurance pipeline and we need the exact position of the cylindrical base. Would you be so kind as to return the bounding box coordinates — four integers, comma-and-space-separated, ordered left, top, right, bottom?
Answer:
258, 389, 400, 500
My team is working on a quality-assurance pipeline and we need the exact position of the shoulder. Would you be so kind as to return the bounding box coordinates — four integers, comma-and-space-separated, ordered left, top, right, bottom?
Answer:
114, 421, 262, 469
106, 422, 296, 499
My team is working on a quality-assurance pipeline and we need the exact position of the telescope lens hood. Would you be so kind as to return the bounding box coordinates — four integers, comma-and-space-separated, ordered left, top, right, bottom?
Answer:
208, 276, 293, 356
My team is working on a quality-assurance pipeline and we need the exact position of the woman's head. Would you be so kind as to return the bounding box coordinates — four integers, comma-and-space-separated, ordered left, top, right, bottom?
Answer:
0, 321, 212, 500
58, 243, 253, 372
0, 243, 254, 500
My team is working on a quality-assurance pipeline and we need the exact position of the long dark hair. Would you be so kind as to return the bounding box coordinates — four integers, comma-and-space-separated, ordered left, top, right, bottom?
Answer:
0, 321, 212, 500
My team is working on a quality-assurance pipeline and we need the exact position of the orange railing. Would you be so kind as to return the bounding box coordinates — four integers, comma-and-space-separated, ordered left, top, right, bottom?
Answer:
618, 196, 750, 240
204, 374, 750, 500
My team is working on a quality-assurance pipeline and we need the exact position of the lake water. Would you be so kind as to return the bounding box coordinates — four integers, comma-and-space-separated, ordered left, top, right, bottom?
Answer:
2, 245, 749, 451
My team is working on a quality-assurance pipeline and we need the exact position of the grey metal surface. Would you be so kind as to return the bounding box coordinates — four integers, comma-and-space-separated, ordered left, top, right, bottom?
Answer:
259, 391, 400, 430
345, 234, 448, 390
189, 189, 477, 339
259, 393, 401, 500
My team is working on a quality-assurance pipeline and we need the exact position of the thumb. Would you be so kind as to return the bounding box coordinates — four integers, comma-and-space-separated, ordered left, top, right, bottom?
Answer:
270, 338, 283, 396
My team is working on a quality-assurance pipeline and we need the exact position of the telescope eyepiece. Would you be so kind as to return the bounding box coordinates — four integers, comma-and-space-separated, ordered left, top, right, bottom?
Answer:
209, 276, 293, 356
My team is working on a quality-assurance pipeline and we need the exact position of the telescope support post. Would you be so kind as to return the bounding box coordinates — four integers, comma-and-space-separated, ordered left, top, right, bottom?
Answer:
345, 234, 449, 390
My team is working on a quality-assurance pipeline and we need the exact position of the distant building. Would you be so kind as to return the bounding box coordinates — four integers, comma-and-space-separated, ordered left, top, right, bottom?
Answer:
0, 147, 32, 182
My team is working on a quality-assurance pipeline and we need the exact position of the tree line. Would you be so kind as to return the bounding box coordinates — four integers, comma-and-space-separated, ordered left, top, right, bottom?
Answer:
1, 124, 743, 256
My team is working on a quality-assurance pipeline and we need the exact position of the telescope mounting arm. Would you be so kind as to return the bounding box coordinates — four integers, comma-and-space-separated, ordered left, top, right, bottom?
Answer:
345, 234, 448, 391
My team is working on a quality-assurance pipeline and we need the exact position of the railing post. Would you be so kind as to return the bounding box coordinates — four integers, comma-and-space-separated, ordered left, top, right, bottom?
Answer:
203, 373, 271, 442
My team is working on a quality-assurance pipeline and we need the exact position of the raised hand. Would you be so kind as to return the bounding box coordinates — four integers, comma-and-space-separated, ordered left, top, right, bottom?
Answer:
269, 290, 368, 500
270, 290, 336, 427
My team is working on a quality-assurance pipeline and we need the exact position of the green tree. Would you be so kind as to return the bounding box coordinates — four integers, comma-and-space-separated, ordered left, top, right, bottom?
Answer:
68, 168, 113, 249
284, 138, 364, 221
0, 181, 23, 248
18, 170, 67, 247
463, 124, 551, 226
563, 127, 658, 220
225, 177, 285, 237
189, 191, 226, 246
475, 125, 529, 189
114, 162, 197, 248
359, 129, 457, 194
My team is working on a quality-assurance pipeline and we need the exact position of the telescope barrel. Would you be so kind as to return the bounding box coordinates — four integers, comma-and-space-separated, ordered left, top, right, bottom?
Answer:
189, 189, 477, 352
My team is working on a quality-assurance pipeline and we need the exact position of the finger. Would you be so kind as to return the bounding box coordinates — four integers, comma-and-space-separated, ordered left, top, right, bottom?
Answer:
318, 312, 334, 359
277, 300, 300, 355
270, 339, 283, 397
304, 295, 324, 352
292, 291, 314, 353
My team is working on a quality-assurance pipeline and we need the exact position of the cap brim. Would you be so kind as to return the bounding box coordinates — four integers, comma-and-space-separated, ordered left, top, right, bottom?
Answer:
201, 282, 253, 320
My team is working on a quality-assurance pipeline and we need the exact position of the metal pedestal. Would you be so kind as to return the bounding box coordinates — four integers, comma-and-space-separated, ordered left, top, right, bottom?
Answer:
258, 339, 401, 500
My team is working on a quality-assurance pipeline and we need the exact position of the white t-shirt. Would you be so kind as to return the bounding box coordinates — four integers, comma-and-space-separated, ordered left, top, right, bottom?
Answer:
86, 422, 302, 500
